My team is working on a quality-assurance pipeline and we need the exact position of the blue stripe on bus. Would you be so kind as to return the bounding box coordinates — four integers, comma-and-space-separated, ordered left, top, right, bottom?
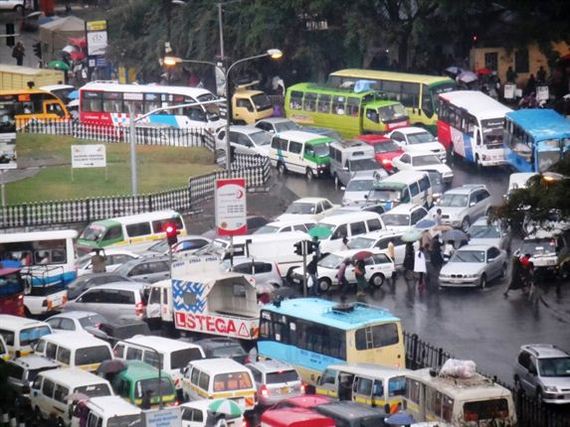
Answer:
463, 134, 474, 162
258, 341, 344, 373
149, 115, 179, 127
505, 148, 533, 172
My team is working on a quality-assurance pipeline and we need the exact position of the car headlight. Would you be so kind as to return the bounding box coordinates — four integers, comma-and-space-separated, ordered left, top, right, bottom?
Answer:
543, 386, 558, 393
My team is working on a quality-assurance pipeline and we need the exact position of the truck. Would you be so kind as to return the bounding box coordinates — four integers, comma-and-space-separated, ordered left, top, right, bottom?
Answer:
172, 272, 260, 340
231, 81, 274, 125
0, 65, 65, 90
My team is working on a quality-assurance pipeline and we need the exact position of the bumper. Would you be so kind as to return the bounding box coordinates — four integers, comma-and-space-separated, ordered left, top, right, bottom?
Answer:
314, 166, 329, 177
442, 174, 454, 183
439, 278, 480, 287
480, 158, 508, 166
259, 392, 304, 407
542, 393, 570, 404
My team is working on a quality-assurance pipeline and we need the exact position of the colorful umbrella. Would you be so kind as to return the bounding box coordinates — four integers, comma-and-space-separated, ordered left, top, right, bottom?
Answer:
68, 90, 79, 100
476, 67, 493, 76
385, 410, 416, 425
208, 399, 243, 417
47, 60, 70, 71
308, 226, 332, 240
65, 392, 89, 402
352, 250, 373, 261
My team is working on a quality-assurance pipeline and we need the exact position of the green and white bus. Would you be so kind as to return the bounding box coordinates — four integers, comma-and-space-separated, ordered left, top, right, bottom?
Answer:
284, 83, 409, 139
328, 69, 456, 133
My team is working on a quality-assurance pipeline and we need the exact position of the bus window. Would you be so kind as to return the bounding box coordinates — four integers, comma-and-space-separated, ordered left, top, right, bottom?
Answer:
388, 376, 406, 397
290, 91, 303, 110
82, 91, 103, 112
346, 97, 360, 116
303, 93, 317, 112
463, 398, 509, 422
318, 95, 331, 113
355, 323, 399, 350
144, 93, 161, 113
400, 82, 420, 108
333, 96, 346, 115
422, 84, 434, 118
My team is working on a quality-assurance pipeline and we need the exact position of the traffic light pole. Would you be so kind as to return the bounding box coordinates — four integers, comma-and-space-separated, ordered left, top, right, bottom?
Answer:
302, 242, 308, 297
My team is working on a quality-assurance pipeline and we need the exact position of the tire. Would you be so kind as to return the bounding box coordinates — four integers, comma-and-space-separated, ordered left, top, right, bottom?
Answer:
318, 278, 331, 292
369, 273, 385, 288
277, 162, 286, 175
306, 168, 315, 180
334, 174, 339, 188
461, 216, 470, 232
479, 274, 487, 289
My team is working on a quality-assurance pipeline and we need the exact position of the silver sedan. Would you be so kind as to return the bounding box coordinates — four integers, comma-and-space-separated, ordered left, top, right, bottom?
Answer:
439, 244, 507, 289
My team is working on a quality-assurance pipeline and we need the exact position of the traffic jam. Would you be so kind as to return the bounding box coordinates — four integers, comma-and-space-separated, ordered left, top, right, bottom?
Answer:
2, 68, 570, 427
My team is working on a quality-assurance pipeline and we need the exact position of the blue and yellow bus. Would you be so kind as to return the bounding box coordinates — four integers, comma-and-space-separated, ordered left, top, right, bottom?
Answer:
258, 299, 405, 386
504, 109, 570, 173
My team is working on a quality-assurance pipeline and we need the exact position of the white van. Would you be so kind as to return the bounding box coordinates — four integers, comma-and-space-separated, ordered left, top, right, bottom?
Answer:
268, 130, 334, 179
366, 170, 433, 211
381, 203, 429, 232
315, 212, 385, 254
113, 335, 205, 391
30, 368, 114, 425
329, 140, 383, 187
182, 358, 257, 412
76, 210, 187, 255
70, 396, 142, 427
34, 332, 113, 372
146, 279, 174, 328
347, 230, 410, 267
0, 315, 52, 358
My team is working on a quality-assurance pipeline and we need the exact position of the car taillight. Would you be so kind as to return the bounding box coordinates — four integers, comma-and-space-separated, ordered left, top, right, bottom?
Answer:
260, 385, 269, 398
18, 295, 23, 301
300, 383, 306, 394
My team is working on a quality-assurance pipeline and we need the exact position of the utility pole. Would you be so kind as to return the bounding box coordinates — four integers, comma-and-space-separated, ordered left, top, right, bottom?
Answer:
302, 241, 308, 297
217, 2, 225, 62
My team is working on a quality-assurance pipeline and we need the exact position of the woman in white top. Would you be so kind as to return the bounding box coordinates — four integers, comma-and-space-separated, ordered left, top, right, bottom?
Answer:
414, 247, 427, 291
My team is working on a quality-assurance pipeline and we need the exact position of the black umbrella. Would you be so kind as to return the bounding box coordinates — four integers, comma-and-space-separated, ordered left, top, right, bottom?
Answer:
442, 229, 468, 243
96, 359, 127, 375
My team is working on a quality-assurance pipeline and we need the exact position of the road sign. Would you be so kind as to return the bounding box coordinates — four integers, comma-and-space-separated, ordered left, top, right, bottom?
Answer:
143, 408, 181, 427
71, 144, 106, 168
215, 178, 247, 236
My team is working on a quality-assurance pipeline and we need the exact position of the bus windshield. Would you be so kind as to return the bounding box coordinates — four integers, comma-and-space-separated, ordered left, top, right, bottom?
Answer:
251, 94, 273, 111
80, 224, 106, 242
481, 119, 504, 147
464, 398, 509, 422
378, 104, 407, 122
537, 149, 561, 172
430, 82, 456, 114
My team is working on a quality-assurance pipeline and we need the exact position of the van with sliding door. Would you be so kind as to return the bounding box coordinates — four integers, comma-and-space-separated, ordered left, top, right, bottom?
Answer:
76, 210, 187, 255
0, 315, 53, 358
366, 170, 432, 212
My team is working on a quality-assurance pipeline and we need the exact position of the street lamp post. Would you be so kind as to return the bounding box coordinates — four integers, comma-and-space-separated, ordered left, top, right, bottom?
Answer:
164, 49, 283, 170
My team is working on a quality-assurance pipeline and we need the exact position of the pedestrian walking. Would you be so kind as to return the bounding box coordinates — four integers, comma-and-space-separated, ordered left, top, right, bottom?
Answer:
307, 255, 319, 296
403, 242, 415, 279
430, 237, 444, 275
433, 208, 442, 226
506, 66, 517, 84
354, 259, 368, 298
537, 66, 547, 84
91, 249, 106, 273
414, 247, 427, 292
12, 42, 25, 66
336, 258, 351, 295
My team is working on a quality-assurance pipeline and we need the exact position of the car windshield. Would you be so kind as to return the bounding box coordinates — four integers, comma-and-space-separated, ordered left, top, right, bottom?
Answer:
346, 179, 374, 192
368, 189, 400, 202
275, 121, 301, 133
407, 131, 436, 144
135, 378, 174, 399
79, 224, 105, 242
378, 104, 407, 121
211, 344, 246, 358
469, 225, 500, 239
286, 202, 315, 215
412, 154, 440, 166
349, 159, 378, 172
318, 254, 343, 269
20, 326, 51, 347
374, 141, 400, 153
538, 357, 570, 377
382, 214, 410, 226
452, 250, 485, 263
520, 239, 557, 255
311, 143, 330, 157
266, 370, 300, 384
439, 194, 468, 207
251, 94, 273, 111
253, 225, 280, 234
347, 237, 376, 249
249, 131, 271, 146
78, 314, 106, 328
147, 240, 169, 253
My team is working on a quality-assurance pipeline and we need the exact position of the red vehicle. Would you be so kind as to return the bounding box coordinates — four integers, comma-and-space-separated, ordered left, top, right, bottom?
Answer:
260, 407, 335, 427
0, 268, 25, 317
356, 134, 403, 173
275, 395, 333, 410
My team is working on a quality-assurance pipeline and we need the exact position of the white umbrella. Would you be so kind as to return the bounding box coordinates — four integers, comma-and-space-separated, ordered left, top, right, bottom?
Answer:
62, 45, 77, 54
457, 71, 478, 84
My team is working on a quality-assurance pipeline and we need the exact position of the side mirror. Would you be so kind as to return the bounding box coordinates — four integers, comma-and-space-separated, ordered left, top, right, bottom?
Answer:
469, 202, 476, 207
342, 166, 349, 171
340, 186, 346, 191
488, 257, 496, 263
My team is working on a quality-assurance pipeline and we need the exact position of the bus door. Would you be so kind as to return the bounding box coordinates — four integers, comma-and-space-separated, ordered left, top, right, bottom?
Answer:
363, 107, 384, 134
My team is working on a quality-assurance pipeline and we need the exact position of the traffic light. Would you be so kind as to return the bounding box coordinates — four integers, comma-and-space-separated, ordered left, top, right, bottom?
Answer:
294, 241, 304, 256
33, 42, 42, 59
6, 23, 15, 47
164, 222, 179, 246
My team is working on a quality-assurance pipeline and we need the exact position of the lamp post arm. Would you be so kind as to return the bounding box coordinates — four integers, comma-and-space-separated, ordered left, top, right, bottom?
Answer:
226, 52, 270, 76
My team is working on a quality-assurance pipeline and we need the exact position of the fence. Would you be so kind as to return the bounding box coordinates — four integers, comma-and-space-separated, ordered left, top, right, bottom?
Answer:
1, 149, 271, 229
403, 331, 570, 427
18, 119, 216, 150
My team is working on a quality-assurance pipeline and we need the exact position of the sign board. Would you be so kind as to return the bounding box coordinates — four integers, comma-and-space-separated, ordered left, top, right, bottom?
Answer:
536, 85, 549, 102
215, 178, 247, 236
85, 20, 108, 57
143, 408, 181, 427
71, 144, 106, 168
0, 133, 17, 170
504, 84, 516, 100
175, 311, 259, 339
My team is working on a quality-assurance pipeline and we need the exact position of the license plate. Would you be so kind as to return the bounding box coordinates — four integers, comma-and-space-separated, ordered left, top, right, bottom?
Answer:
280, 386, 290, 394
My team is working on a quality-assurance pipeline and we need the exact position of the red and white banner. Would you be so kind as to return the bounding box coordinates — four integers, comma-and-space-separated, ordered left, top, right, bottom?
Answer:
215, 178, 247, 236
175, 312, 259, 340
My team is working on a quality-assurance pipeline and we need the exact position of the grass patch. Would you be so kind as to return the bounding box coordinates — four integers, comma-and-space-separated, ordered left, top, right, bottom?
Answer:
7, 134, 218, 204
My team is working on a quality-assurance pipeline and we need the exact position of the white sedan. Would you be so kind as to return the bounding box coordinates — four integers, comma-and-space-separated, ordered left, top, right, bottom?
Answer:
45, 311, 107, 334
392, 152, 454, 183
74, 248, 140, 276
276, 197, 339, 222
388, 127, 447, 162
290, 249, 395, 292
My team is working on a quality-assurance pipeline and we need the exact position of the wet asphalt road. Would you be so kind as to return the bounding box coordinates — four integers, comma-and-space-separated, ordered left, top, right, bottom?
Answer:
270, 159, 570, 386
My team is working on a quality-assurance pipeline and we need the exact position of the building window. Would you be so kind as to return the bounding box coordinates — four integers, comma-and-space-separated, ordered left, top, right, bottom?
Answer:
484, 52, 498, 71
515, 49, 529, 73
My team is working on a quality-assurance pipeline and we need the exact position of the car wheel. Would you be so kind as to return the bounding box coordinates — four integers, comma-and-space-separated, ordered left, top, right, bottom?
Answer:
318, 278, 331, 292
334, 174, 339, 188
461, 217, 470, 232
277, 162, 286, 175
479, 274, 487, 289
306, 168, 314, 180
369, 273, 385, 288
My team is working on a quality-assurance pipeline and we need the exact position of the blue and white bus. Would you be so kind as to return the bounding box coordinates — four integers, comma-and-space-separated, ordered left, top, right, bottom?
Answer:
79, 82, 225, 133
0, 230, 77, 316
437, 91, 512, 167
258, 298, 405, 386
504, 109, 570, 172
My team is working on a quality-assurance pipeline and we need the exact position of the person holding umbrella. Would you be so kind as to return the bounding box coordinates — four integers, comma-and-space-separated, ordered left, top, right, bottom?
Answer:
336, 258, 351, 295
414, 246, 427, 293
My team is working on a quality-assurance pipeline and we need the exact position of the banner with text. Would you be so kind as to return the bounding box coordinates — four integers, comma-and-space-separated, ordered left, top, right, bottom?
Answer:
215, 177, 247, 236
71, 144, 106, 168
